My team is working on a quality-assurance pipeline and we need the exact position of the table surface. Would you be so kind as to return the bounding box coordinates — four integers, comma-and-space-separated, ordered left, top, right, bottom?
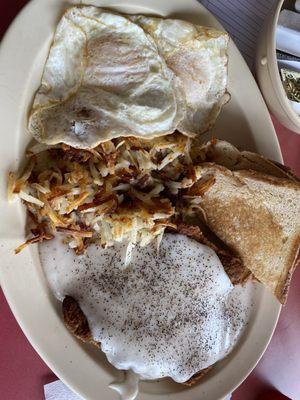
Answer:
1, 2, 300, 400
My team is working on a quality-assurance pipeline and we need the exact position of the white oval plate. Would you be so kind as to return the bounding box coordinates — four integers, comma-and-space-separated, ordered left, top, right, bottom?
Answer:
0, 1, 282, 399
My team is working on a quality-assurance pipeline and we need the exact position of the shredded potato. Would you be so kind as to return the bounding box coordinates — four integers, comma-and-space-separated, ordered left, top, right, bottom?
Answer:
10, 132, 204, 254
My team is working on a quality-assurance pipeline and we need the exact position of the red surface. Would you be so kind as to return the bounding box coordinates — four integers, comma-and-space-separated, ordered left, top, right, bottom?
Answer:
1, 2, 300, 400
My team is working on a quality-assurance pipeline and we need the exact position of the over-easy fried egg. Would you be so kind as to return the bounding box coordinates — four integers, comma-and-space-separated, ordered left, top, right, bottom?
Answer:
29, 6, 183, 148
29, 6, 229, 148
40, 234, 251, 383
130, 15, 230, 135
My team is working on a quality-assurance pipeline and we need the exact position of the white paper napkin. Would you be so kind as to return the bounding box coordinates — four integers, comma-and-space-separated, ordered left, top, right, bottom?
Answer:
44, 380, 232, 400
44, 380, 83, 400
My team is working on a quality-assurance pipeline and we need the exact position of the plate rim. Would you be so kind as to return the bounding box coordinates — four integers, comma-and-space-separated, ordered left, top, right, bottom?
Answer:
0, 1, 282, 399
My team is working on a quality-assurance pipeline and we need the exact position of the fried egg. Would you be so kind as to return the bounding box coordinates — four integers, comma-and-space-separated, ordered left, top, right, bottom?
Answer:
40, 234, 251, 383
29, 6, 183, 148
29, 7, 229, 148
130, 15, 230, 135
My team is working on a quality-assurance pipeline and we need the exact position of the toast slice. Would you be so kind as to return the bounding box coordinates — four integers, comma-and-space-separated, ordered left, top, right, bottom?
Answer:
187, 164, 300, 303
202, 139, 299, 182
235, 170, 300, 301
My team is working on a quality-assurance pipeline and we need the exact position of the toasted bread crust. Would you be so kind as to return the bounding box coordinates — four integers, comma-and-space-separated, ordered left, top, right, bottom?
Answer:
203, 139, 300, 182
276, 235, 300, 302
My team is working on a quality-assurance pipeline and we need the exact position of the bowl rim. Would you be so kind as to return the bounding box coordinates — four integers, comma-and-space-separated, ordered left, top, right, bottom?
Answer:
267, 0, 300, 130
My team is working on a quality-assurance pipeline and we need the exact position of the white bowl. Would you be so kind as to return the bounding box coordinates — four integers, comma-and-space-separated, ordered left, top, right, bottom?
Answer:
256, 0, 300, 134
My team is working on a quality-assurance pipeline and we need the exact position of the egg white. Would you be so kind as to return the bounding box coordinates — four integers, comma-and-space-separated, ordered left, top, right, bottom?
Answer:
130, 15, 230, 136
29, 7, 229, 148
29, 7, 183, 148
